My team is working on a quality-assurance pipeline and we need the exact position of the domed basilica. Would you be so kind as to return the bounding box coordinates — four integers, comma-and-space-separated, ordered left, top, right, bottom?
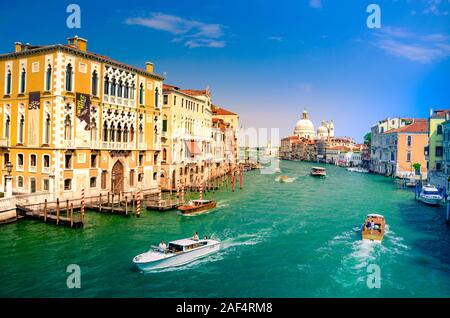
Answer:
293, 109, 334, 140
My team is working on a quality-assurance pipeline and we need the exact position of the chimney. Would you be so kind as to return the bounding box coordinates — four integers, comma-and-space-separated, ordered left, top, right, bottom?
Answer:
67, 36, 87, 52
146, 61, 154, 73
15, 42, 22, 52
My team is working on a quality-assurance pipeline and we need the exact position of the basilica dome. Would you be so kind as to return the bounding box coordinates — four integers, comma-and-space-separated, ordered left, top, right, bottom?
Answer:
293, 109, 315, 139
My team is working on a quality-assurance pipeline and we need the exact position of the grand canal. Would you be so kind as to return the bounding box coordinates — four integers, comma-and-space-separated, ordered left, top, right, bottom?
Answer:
1, 160, 450, 297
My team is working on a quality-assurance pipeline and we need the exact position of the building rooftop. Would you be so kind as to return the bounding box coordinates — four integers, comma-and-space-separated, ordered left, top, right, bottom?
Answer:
384, 119, 428, 134
0, 40, 164, 80
212, 105, 237, 116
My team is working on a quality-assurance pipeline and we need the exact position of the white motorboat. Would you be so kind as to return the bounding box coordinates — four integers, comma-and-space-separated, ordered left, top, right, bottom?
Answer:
133, 237, 220, 271
418, 184, 443, 206
346, 167, 369, 173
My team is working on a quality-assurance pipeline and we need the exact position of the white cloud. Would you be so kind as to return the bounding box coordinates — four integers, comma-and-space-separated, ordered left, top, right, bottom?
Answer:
373, 26, 450, 63
423, 0, 449, 15
309, 0, 322, 9
126, 12, 226, 48
267, 36, 283, 42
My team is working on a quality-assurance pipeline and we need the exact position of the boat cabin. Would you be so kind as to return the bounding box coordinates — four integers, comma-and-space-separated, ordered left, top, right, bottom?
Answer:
167, 239, 208, 253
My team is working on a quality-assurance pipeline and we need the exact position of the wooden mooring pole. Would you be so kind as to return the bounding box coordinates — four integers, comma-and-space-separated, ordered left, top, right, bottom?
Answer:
70, 203, 74, 228
125, 196, 128, 216
56, 198, 60, 225
44, 199, 47, 223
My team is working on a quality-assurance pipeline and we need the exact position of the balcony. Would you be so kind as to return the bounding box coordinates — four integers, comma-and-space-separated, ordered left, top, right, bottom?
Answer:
138, 143, 148, 150
91, 141, 134, 151
62, 140, 75, 148
0, 139, 9, 148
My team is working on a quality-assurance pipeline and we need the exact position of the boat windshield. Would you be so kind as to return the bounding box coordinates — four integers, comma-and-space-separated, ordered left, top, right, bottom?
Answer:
185, 242, 208, 251
167, 243, 184, 253
423, 190, 440, 195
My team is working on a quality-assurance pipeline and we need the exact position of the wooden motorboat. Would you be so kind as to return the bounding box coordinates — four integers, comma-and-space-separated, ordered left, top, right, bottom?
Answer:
362, 214, 386, 243
310, 167, 326, 177
279, 175, 290, 183
178, 199, 217, 215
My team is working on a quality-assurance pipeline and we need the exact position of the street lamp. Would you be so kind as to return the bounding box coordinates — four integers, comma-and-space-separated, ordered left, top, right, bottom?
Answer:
6, 161, 13, 177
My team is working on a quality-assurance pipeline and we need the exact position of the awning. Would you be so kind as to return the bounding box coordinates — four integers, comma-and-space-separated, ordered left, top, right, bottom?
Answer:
185, 140, 202, 155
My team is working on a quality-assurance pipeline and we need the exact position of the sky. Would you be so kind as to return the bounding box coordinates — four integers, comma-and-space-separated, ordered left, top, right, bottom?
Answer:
1, 0, 449, 145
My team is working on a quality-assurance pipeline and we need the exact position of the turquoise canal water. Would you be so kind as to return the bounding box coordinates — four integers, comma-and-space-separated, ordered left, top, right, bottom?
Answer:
1, 160, 450, 298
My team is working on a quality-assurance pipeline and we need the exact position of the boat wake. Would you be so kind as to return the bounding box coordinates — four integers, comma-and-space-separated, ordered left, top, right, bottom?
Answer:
274, 176, 297, 183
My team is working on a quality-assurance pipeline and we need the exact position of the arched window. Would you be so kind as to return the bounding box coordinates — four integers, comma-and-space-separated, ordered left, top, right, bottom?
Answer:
110, 123, 115, 142
117, 123, 122, 142
18, 114, 25, 143
155, 87, 159, 108
163, 148, 167, 161
130, 124, 135, 142
104, 75, 109, 95
65, 64, 73, 92
44, 113, 51, 144
123, 124, 128, 142
138, 124, 144, 143
45, 65, 52, 91
124, 82, 129, 99
6, 70, 11, 95
118, 80, 123, 98
92, 70, 98, 96
5, 115, 10, 140
90, 119, 97, 142
162, 116, 168, 132
111, 78, 116, 96
130, 83, 135, 100
64, 115, 72, 140
20, 68, 26, 94
139, 83, 144, 105
103, 121, 108, 142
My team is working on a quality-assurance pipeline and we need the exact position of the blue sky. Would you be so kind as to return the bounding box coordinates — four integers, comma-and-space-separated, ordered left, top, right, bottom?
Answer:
1, 0, 449, 144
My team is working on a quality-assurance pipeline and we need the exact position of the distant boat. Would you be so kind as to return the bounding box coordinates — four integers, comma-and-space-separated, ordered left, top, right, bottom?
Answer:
133, 237, 220, 271
346, 167, 369, 174
310, 167, 326, 177
362, 214, 386, 243
418, 184, 443, 206
279, 176, 290, 183
178, 199, 217, 216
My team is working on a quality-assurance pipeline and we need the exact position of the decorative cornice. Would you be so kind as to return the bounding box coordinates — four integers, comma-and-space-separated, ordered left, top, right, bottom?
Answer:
0, 44, 165, 81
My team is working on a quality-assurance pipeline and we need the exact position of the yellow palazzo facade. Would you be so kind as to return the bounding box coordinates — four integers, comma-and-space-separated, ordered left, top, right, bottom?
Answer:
0, 37, 164, 198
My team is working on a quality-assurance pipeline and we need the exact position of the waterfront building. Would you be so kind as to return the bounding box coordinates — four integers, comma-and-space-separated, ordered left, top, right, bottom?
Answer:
160, 84, 213, 190
212, 105, 239, 168
280, 135, 299, 160
425, 109, 450, 187
292, 138, 317, 161
441, 115, 450, 189
0, 37, 164, 198
370, 117, 413, 174
381, 119, 429, 179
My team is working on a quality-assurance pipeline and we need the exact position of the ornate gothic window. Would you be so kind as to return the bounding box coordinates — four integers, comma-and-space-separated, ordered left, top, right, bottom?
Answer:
64, 115, 72, 140
65, 64, 73, 92
104, 75, 109, 95
155, 87, 159, 108
92, 70, 98, 96
45, 65, 52, 91
6, 70, 12, 95
18, 115, 25, 143
20, 68, 26, 94
103, 121, 108, 142
139, 83, 144, 105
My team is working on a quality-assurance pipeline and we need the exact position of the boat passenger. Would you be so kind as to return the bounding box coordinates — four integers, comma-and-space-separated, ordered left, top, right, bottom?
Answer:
204, 235, 208, 240
193, 232, 199, 241
158, 240, 167, 252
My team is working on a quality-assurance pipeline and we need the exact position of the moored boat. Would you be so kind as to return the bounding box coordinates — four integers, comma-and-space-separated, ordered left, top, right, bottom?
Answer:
310, 167, 326, 177
178, 199, 217, 215
418, 184, 443, 206
133, 237, 220, 271
346, 167, 369, 174
362, 214, 386, 243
